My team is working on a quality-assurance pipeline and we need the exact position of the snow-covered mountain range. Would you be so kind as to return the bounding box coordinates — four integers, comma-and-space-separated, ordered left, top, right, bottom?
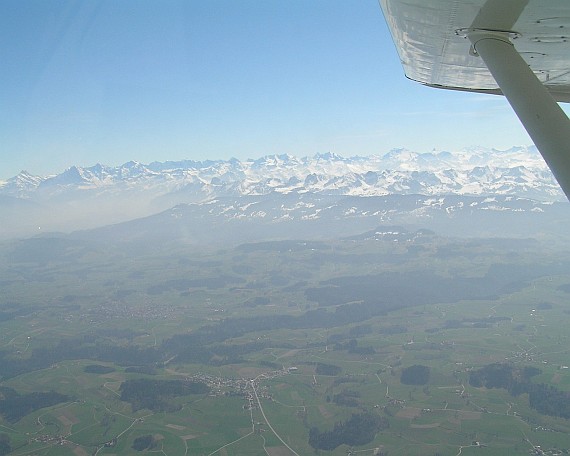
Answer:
0, 146, 562, 202
1, 146, 567, 241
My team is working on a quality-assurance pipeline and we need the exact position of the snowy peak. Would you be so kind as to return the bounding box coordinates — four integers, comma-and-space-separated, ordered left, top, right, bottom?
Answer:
10, 170, 43, 187
313, 152, 346, 161
40, 165, 103, 188
0, 171, 43, 197
251, 153, 301, 169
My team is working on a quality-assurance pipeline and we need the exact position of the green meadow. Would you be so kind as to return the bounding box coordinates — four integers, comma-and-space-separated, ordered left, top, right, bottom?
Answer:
1, 231, 570, 455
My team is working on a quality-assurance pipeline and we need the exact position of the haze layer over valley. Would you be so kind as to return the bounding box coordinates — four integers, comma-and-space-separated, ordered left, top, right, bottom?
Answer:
0, 146, 566, 241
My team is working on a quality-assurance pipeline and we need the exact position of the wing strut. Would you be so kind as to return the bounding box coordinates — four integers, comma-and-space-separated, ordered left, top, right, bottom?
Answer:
467, 29, 570, 198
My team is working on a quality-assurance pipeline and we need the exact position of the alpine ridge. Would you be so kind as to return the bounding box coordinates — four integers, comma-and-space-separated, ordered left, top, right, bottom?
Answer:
0, 146, 562, 201
1, 146, 567, 241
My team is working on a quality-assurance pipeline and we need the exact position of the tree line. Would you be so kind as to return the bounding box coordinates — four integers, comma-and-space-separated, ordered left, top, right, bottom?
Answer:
119, 378, 210, 412
308, 412, 389, 450
469, 363, 570, 419
0, 386, 70, 423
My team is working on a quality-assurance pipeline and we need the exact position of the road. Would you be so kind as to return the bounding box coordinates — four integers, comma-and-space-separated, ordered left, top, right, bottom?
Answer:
251, 375, 300, 456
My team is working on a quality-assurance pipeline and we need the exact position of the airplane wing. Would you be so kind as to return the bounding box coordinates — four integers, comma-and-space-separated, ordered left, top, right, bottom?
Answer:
379, 0, 570, 101
379, 0, 570, 198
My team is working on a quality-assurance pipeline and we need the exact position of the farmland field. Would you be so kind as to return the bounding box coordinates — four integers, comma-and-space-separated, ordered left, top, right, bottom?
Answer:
1, 229, 570, 455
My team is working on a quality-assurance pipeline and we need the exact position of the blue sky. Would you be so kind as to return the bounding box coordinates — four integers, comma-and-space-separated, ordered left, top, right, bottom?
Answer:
0, 0, 540, 179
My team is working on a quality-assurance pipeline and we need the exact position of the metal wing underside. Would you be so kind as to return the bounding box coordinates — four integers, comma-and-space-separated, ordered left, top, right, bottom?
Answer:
379, 0, 570, 102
